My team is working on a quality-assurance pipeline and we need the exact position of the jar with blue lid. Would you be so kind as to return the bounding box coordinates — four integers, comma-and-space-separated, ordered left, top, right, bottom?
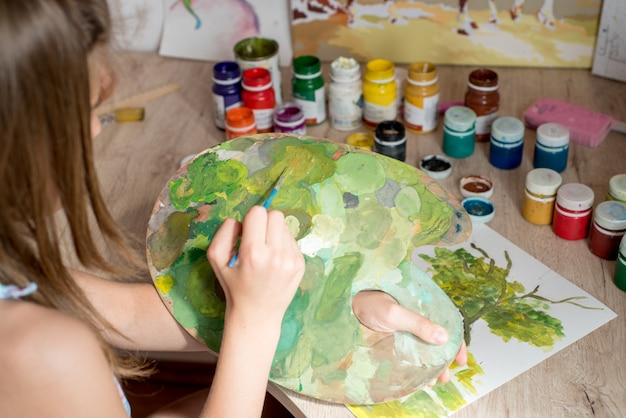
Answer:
533, 123, 569, 172
489, 116, 525, 169
442, 106, 476, 158
212, 61, 242, 130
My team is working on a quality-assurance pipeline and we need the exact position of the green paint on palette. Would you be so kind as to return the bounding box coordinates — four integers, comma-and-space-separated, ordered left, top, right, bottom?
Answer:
146, 134, 473, 405
147, 210, 194, 270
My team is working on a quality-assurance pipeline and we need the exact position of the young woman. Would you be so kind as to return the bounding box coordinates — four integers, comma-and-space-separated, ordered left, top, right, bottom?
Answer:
0, 1, 464, 417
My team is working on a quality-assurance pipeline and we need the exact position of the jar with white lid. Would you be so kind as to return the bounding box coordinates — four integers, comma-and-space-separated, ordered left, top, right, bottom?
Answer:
588, 201, 626, 260
607, 174, 626, 204
552, 183, 594, 240
533, 123, 569, 173
328, 57, 363, 131
489, 117, 525, 169
522, 168, 562, 225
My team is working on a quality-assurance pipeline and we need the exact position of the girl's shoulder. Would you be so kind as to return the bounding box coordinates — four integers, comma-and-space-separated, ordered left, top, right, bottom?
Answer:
0, 301, 128, 417
0, 300, 97, 376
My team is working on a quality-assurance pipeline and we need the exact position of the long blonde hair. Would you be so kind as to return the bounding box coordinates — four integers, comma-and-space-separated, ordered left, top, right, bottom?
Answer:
0, 0, 148, 378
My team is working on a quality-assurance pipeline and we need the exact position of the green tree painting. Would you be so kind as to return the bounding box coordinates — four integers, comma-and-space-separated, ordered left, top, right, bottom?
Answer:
420, 243, 595, 347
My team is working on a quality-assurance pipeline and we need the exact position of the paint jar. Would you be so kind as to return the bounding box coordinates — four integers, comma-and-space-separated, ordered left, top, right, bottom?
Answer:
234, 37, 282, 105
533, 123, 569, 173
241, 67, 275, 133
465, 68, 499, 142
614, 235, 626, 292
403, 61, 439, 134
212, 61, 242, 130
420, 155, 452, 179
552, 183, 594, 240
292, 55, 326, 126
522, 168, 562, 225
328, 57, 363, 131
489, 116, 524, 170
588, 201, 626, 260
607, 174, 626, 203
225, 107, 257, 140
346, 132, 374, 151
363, 59, 398, 129
273, 103, 306, 134
442, 106, 476, 159
374, 120, 406, 161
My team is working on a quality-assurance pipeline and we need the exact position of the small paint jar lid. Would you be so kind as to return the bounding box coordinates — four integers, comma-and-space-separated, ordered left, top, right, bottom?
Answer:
525, 168, 562, 197
556, 183, 594, 211
273, 102, 306, 133
444, 106, 476, 132
491, 117, 525, 145
462, 197, 495, 224
460, 175, 493, 198
593, 201, 626, 231
346, 132, 374, 150
419, 154, 452, 179
536, 123, 570, 147
608, 174, 626, 203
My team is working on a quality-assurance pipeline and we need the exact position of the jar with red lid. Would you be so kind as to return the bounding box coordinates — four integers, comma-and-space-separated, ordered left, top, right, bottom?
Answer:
241, 67, 276, 133
588, 201, 626, 260
552, 183, 594, 240
465, 68, 499, 142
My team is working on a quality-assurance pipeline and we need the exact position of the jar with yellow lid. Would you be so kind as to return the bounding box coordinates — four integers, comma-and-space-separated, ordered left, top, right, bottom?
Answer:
362, 59, 397, 129
403, 61, 439, 134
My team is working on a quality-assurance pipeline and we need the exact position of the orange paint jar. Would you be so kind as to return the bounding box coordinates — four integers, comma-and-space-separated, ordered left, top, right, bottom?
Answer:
225, 107, 257, 140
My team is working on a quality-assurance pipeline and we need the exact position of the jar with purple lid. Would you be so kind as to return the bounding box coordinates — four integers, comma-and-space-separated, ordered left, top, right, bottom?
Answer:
273, 103, 306, 134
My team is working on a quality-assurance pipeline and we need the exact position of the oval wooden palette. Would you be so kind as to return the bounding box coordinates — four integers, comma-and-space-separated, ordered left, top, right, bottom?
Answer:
146, 134, 471, 404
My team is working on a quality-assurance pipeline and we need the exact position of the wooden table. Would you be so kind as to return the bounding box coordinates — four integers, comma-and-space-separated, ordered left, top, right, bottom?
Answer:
95, 51, 626, 418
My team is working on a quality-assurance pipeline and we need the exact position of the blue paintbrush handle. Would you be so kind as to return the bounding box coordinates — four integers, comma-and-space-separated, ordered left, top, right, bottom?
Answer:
227, 183, 281, 268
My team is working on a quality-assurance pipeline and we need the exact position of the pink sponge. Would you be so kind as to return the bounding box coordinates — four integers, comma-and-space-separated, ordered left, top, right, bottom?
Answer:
523, 98, 616, 148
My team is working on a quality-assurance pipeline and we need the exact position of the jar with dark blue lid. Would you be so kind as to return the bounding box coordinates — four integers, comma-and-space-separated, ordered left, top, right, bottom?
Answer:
212, 61, 242, 130
489, 116, 524, 169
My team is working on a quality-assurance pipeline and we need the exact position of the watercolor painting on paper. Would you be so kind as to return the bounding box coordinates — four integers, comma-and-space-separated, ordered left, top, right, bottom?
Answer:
159, 0, 293, 65
145, 133, 473, 404
348, 225, 616, 417
291, 0, 601, 67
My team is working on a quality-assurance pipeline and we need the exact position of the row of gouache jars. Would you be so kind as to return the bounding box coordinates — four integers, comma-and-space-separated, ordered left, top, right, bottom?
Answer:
522, 170, 626, 261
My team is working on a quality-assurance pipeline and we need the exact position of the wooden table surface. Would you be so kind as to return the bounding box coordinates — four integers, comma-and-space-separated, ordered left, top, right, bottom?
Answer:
95, 51, 626, 418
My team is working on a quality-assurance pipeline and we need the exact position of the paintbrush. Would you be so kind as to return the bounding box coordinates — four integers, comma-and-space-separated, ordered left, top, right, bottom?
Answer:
227, 169, 289, 268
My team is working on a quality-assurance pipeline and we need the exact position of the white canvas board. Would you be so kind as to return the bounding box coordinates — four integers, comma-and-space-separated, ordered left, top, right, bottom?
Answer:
159, 0, 293, 66
592, 0, 626, 83
350, 224, 616, 417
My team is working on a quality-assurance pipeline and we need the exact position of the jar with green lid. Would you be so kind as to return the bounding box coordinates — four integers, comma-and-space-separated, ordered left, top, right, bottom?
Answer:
292, 55, 326, 126
442, 106, 476, 158
363, 59, 397, 129
607, 174, 626, 203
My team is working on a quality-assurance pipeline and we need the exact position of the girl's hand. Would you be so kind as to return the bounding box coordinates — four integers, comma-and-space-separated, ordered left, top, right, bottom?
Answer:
353, 290, 468, 383
207, 206, 305, 328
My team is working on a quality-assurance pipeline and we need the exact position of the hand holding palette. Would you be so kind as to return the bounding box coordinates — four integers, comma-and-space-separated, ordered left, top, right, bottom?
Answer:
146, 134, 472, 404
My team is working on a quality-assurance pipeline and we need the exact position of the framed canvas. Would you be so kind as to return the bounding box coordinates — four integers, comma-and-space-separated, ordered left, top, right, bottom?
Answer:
291, 0, 602, 67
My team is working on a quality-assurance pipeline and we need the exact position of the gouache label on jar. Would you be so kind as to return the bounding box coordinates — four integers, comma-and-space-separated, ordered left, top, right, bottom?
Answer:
363, 102, 397, 126
404, 93, 439, 132
251, 108, 274, 131
294, 87, 326, 125
213, 95, 242, 129
475, 112, 499, 136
